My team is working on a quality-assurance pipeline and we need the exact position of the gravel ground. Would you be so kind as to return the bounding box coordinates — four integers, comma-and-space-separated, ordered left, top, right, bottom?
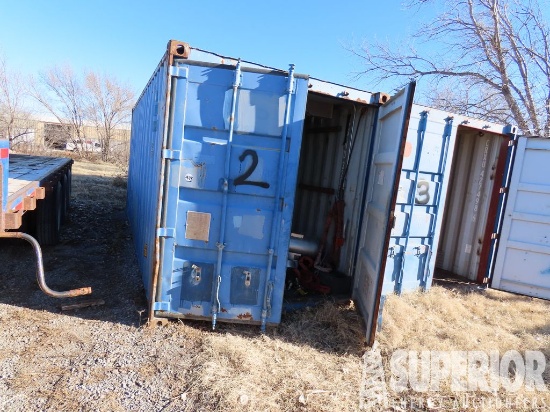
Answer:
5, 159, 546, 412
0, 161, 208, 412
0, 160, 367, 412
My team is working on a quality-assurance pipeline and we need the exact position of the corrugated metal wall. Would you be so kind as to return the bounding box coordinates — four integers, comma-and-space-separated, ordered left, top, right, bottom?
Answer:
127, 55, 169, 298
291, 94, 376, 274
436, 130, 503, 280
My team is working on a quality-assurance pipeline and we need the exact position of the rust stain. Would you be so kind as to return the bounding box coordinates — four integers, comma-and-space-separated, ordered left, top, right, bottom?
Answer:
221, 307, 228, 313
403, 141, 413, 158
355, 98, 367, 103
237, 312, 253, 320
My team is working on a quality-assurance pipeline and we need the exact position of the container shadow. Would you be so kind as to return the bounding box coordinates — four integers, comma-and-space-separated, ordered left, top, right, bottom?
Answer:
0, 172, 147, 328
0, 171, 367, 356
187, 297, 368, 357
433, 269, 549, 304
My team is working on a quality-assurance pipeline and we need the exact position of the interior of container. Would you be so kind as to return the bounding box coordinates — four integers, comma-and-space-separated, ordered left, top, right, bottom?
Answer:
435, 126, 508, 281
286, 91, 377, 299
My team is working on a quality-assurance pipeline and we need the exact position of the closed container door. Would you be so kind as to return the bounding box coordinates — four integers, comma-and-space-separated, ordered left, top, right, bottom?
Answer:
491, 137, 550, 299
384, 108, 454, 294
353, 83, 415, 346
154, 62, 308, 325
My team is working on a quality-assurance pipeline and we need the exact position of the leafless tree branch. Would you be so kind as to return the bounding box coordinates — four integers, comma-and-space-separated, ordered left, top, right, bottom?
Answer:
351, 0, 550, 136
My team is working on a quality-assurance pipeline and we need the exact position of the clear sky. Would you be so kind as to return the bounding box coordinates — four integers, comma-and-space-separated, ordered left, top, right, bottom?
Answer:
0, 0, 431, 98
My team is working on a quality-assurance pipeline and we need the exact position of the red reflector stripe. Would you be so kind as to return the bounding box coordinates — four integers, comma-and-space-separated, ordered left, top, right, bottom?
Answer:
0, 148, 8, 159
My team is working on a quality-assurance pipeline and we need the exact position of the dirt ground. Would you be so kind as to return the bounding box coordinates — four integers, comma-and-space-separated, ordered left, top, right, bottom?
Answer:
0, 159, 549, 411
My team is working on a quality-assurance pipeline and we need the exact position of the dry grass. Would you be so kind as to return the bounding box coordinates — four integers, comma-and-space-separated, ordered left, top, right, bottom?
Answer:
68, 159, 550, 411
178, 286, 550, 411
376, 285, 550, 411
184, 302, 365, 412
379, 285, 550, 353
71, 160, 127, 206
6, 159, 548, 411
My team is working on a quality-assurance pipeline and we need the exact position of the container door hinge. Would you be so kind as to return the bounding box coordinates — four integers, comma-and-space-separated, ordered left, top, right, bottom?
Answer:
162, 149, 181, 160
491, 233, 500, 240
508, 139, 517, 147
169, 66, 189, 78
157, 227, 176, 238
499, 187, 508, 194
153, 301, 171, 311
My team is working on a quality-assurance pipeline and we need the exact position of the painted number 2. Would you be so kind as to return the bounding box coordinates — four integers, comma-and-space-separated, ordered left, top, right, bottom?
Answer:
234, 149, 270, 189
415, 180, 431, 205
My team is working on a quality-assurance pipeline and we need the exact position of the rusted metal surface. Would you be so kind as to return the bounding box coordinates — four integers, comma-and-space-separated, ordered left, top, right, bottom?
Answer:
167, 40, 190, 59
23, 196, 36, 210
237, 312, 253, 320
34, 187, 45, 199
373, 92, 390, 105
477, 136, 511, 283
151, 42, 176, 322
3, 210, 22, 230
0, 231, 92, 298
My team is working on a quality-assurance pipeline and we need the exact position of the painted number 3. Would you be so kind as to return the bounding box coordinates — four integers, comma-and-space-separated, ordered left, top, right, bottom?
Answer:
234, 149, 270, 189
415, 180, 430, 205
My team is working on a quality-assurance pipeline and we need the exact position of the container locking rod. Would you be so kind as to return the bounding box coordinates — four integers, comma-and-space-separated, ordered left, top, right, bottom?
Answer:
0, 231, 92, 298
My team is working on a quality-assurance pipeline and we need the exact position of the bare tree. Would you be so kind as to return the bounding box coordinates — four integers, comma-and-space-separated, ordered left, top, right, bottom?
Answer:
31, 65, 88, 155
85, 72, 134, 162
0, 58, 33, 147
353, 0, 550, 136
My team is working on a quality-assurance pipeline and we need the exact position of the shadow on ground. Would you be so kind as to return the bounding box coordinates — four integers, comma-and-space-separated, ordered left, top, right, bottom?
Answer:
0, 171, 366, 356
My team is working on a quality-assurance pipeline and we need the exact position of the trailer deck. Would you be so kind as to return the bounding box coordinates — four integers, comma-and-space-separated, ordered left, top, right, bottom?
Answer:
1, 152, 72, 233
7, 154, 71, 212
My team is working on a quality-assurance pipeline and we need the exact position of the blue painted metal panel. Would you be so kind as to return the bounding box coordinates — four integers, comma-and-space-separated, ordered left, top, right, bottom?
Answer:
129, 50, 308, 328
127, 56, 170, 301
381, 106, 454, 295
380, 105, 517, 296
0, 140, 8, 213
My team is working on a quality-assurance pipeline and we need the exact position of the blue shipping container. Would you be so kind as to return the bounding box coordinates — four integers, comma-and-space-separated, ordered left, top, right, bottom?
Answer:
128, 41, 309, 329
128, 40, 419, 343
130, 40, 530, 345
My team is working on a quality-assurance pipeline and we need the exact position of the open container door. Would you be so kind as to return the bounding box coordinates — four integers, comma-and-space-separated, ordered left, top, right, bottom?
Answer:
490, 137, 550, 299
352, 82, 415, 346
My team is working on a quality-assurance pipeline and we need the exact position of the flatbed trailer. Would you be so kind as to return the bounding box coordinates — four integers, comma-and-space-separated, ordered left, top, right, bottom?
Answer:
1, 140, 91, 298
5, 154, 71, 239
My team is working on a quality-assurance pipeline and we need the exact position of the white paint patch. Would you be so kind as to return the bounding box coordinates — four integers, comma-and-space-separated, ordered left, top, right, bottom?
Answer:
378, 170, 385, 185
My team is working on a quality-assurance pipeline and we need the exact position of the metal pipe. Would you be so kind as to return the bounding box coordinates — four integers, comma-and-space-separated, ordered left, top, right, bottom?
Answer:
0, 231, 92, 298
288, 236, 318, 256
